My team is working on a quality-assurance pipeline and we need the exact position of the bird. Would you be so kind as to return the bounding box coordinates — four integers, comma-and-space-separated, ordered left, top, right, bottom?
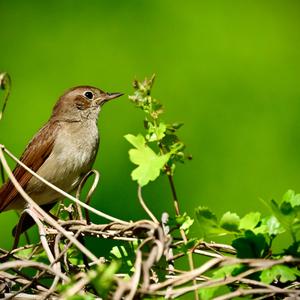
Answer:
0, 86, 123, 233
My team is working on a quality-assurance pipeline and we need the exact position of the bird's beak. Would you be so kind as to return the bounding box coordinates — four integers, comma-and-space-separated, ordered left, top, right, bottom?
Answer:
96, 92, 124, 105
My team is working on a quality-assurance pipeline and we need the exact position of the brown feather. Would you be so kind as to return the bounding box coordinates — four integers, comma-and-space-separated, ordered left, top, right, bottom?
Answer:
0, 120, 60, 212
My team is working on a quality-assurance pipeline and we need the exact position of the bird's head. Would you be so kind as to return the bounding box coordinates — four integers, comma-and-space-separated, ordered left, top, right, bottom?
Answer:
51, 86, 123, 121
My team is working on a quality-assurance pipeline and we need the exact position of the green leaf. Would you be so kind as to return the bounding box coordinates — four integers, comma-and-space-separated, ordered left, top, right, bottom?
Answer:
232, 231, 268, 258
268, 195, 300, 241
253, 215, 284, 236
282, 189, 300, 208
220, 212, 240, 232
67, 246, 84, 266
130, 149, 169, 186
239, 212, 261, 231
177, 238, 198, 254
284, 241, 300, 257
125, 134, 170, 186
291, 195, 300, 207
260, 265, 300, 284
15, 247, 35, 259
66, 295, 94, 300
212, 264, 243, 278
124, 134, 146, 149
110, 243, 137, 274
198, 286, 231, 300
110, 245, 133, 265
195, 206, 222, 236
263, 216, 284, 236
198, 286, 218, 300
269, 199, 294, 229
175, 212, 194, 233
147, 122, 167, 142
91, 261, 119, 298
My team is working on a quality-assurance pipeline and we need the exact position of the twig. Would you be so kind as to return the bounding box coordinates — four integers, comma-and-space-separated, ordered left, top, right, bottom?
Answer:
137, 185, 159, 224
125, 250, 142, 300
75, 169, 100, 223
2, 146, 128, 224
0, 260, 68, 281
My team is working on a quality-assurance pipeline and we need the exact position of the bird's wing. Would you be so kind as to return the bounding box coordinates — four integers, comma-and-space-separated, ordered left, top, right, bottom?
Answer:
0, 120, 60, 212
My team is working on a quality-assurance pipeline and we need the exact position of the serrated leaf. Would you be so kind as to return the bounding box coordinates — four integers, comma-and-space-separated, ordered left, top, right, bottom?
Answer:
265, 216, 284, 236
125, 134, 170, 186
124, 134, 146, 149
269, 199, 294, 229
253, 215, 284, 236
239, 212, 261, 231
220, 212, 240, 232
195, 207, 222, 236
283, 190, 300, 208
130, 150, 170, 186
260, 265, 300, 284
282, 189, 296, 203
291, 195, 300, 207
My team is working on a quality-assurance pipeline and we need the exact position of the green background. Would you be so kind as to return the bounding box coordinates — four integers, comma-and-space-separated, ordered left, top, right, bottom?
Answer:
1, 0, 300, 255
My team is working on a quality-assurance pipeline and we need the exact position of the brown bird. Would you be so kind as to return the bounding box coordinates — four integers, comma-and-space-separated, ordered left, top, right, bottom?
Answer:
0, 86, 123, 232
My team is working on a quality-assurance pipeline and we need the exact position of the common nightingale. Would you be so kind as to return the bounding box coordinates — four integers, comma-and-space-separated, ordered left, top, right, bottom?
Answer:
0, 86, 123, 220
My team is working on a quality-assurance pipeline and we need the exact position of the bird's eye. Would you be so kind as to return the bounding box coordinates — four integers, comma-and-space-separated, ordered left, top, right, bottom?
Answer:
84, 91, 94, 100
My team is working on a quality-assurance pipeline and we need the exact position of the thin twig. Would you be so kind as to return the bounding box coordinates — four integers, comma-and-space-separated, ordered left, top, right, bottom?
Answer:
75, 169, 100, 223
2, 146, 128, 224
137, 185, 159, 224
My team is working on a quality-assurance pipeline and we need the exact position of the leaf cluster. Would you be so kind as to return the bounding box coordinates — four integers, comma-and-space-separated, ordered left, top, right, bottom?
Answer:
126, 75, 188, 186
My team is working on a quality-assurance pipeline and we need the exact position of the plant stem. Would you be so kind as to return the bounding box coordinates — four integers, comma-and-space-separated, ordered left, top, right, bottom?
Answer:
0, 162, 4, 184
167, 173, 180, 216
166, 171, 199, 300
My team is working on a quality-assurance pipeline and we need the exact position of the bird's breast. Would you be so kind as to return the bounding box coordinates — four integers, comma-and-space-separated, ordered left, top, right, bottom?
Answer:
26, 120, 99, 204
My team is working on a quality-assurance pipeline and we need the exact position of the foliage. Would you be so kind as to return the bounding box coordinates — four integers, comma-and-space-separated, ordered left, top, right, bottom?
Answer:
126, 75, 188, 186
125, 76, 300, 298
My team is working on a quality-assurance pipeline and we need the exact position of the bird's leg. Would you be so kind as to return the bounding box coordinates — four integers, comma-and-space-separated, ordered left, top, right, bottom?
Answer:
12, 205, 47, 250
12, 210, 29, 250
12, 205, 44, 250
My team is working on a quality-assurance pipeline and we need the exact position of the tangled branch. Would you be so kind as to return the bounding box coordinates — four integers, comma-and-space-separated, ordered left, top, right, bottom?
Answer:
0, 144, 299, 299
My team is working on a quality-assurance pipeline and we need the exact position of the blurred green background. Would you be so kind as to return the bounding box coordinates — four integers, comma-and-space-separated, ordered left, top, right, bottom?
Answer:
1, 0, 300, 254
